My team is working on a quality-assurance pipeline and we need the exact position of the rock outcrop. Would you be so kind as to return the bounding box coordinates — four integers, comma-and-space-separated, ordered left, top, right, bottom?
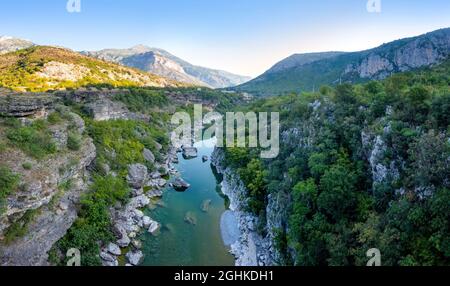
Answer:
344, 28, 450, 80
0, 113, 96, 266
0, 94, 55, 118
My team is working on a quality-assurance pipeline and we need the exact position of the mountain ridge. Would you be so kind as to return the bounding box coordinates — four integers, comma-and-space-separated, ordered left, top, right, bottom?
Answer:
234, 27, 450, 96
82, 46, 252, 88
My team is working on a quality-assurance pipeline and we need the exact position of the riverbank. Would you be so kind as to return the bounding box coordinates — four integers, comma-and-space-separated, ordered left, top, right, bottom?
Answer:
211, 148, 275, 266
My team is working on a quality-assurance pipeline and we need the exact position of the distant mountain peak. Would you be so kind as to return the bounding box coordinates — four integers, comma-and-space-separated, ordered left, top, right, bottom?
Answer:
84, 46, 251, 88
0, 36, 34, 54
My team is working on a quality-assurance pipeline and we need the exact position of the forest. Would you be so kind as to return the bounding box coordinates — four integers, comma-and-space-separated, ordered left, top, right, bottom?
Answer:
221, 60, 450, 266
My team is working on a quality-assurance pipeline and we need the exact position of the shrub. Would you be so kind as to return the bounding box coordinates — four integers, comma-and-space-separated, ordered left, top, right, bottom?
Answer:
0, 166, 20, 214
6, 123, 57, 159
67, 132, 82, 151
47, 112, 63, 124
22, 162, 33, 170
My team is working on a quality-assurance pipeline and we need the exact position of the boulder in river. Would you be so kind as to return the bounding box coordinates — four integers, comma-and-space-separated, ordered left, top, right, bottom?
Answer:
182, 146, 198, 159
202, 155, 209, 162
148, 220, 160, 235
171, 178, 190, 192
201, 199, 212, 213
184, 211, 197, 226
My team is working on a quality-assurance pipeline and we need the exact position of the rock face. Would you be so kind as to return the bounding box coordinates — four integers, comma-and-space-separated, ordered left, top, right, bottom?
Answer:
344, 28, 450, 80
143, 148, 155, 164
220, 210, 240, 246
0, 94, 55, 117
85, 98, 129, 121
0, 115, 96, 266
36, 61, 90, 82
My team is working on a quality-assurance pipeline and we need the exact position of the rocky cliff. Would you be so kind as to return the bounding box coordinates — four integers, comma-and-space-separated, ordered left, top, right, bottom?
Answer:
0, 108, 96, 265
344, 28, 450, 80
211, 148, 278, 266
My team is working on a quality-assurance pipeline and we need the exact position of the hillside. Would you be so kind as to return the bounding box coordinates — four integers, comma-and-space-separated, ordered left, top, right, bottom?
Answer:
217, 59, 450, 266
234, 28, 450, 96
0, 46, 186, 92
83, 46, 252, 88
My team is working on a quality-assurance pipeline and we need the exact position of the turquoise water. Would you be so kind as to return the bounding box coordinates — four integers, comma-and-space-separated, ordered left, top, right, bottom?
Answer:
141, 139, 235, 266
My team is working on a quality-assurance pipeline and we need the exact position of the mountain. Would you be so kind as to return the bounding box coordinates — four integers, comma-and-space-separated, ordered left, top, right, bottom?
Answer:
234, 28, 450, 96
0, 46, 185, 92
265, 52, 347, 74
83, 46, 252, 88
0, 36, 34, 55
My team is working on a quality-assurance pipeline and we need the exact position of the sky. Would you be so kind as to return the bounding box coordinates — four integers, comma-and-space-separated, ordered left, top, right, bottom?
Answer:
1, 0, 450, 77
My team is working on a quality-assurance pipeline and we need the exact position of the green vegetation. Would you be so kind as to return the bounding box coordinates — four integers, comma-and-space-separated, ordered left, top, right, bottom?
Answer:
22, 162, 33, 170
67, 132, 82, 151
5, 119, 57, 159
221, 59, 450, 265
0, 166, 20, 214
53, 111, 170, 265
87, 119, 168, 175
55, 175, 129, 265
113, 88, 169, 112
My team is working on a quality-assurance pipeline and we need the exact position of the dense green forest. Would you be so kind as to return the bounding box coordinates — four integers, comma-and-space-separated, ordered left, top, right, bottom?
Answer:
221, 60, 450, 266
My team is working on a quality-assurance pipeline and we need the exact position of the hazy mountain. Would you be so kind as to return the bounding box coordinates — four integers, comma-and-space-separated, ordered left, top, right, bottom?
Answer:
83, 46, 252, 88
234, 28, 450, 96
0, 36, 34, 55
0, 46, 185, 92
265, 52, 347, 74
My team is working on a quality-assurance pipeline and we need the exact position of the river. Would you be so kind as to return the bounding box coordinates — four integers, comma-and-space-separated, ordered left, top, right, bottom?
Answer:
141, 138, 235, 266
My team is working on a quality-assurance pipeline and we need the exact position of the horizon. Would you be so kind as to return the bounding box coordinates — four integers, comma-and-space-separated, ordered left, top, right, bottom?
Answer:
1, 0, 450, 77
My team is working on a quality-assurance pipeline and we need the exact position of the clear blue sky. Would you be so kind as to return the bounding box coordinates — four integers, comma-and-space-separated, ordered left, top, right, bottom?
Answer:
1, 0, 449, 76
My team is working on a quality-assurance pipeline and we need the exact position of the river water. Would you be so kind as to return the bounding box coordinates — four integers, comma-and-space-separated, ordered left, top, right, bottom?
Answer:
141, 138, 235, 266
